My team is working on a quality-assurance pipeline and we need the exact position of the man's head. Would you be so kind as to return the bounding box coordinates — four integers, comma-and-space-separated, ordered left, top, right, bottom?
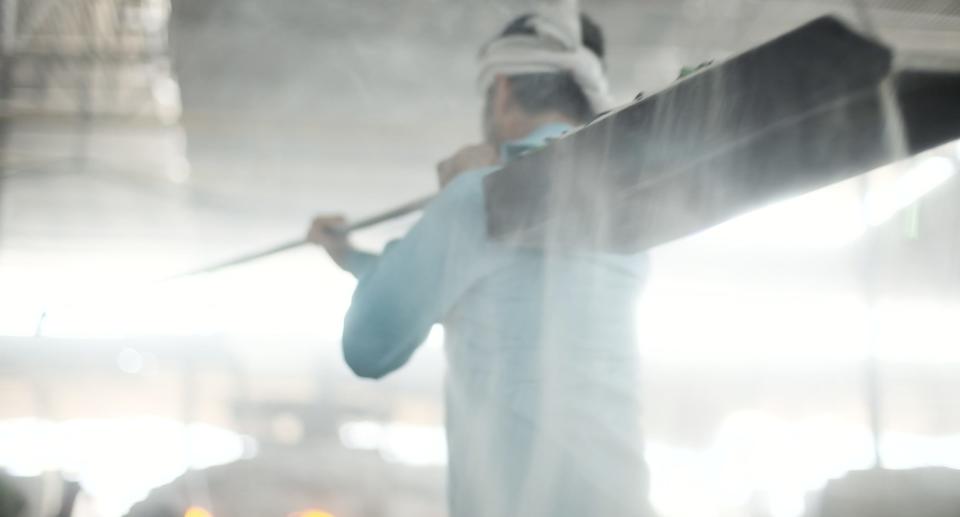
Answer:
479, 13, 608, 144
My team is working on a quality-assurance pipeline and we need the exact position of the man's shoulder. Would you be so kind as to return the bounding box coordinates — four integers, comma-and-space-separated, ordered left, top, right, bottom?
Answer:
446, 165, 500, 191
431, 166, 500, 212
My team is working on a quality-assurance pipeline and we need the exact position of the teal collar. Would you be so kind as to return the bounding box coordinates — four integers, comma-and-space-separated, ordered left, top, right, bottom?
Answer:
500, 123, 573, 162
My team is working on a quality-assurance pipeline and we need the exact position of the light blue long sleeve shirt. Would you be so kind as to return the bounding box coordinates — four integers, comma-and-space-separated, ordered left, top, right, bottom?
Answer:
341, 123, 652, 516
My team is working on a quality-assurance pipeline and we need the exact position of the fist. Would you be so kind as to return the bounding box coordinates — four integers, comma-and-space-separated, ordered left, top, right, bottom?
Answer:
436, 143, 499, 188
307, 215, 349, 262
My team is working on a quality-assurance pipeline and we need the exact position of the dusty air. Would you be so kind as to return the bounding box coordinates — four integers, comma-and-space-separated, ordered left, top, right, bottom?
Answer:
1, 1, 959, 517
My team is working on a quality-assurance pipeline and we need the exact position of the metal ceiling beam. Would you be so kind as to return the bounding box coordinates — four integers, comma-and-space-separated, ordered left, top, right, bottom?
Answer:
15, 0, 69, 48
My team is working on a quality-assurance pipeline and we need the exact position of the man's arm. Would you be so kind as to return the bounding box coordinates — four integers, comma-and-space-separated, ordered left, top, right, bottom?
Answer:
307, 142, 498, 278
306, 215, 382, 279
339, 170, 503, 379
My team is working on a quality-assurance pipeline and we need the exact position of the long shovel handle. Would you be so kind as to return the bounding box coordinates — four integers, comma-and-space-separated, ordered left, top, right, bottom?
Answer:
166, 195, 434, 280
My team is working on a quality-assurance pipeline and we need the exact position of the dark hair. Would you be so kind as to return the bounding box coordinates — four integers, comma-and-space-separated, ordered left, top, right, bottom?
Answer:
493, 13, 605, 123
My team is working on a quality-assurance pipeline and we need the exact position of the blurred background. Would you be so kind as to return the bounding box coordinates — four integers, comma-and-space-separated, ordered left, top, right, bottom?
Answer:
0, 0, 959, 516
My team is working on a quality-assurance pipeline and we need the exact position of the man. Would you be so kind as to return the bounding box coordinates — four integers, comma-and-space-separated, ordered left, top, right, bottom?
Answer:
309, 10, 652, 517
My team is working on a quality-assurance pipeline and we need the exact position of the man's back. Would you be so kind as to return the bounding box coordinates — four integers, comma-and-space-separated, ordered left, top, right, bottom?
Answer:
440, 170, 651, 517
336, 122, 652, 516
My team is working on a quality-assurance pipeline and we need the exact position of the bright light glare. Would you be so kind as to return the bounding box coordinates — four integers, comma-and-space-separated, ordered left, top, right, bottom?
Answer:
678, 148, 957, 251
338, 421, 382, 450
865, 156, 956, 226
116, 347, 145, 374
423, 324, 445, 350
338, 421, 447, 466
152, 76, 183, 125
184, 507, 213, 517
647, 411, 960, 517
637, 287, 960, 363
1, 247, 356, 341
693, 179, 865, 250
883, 432, 960, 470
0, 418, 253, 517
871, 300, 960, 362
379, 423, 448, 466
712, 411, 874, 517
289, 510, 336, 517
636, 291, 869, 362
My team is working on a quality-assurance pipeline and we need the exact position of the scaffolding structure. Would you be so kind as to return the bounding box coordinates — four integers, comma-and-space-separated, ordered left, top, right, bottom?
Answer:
0, 0, 180, 177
